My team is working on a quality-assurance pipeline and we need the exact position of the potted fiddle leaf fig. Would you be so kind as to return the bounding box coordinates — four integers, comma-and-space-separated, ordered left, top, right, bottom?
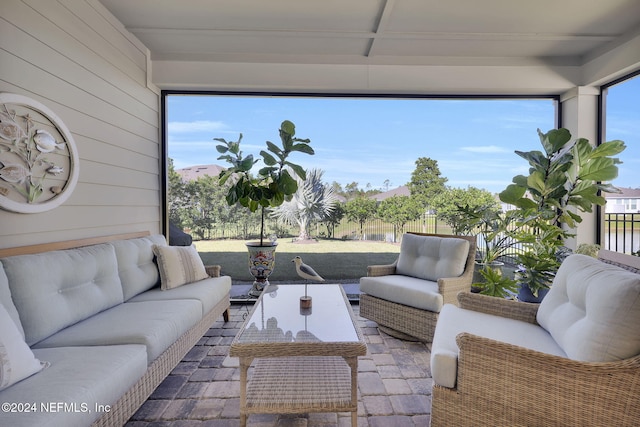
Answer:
500, 127, 625, 302
215, 120, 314, 296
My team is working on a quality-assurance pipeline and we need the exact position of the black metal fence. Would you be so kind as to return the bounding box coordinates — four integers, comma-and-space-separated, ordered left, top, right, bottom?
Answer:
189, 212, 639, 256
603, 213, 640, 254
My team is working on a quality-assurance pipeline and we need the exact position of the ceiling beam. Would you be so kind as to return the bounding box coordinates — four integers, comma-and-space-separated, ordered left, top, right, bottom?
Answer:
367, 0, 396, 57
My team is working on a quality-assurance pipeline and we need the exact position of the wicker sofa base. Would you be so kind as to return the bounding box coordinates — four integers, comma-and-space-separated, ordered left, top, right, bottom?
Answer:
92, 294, 231, 427
359, 293, 438, 342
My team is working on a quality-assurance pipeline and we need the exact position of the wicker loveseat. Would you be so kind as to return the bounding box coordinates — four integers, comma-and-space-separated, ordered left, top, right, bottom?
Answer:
359, 232, 476, 342
430, 252, 640, 426
0, 232, 231, 427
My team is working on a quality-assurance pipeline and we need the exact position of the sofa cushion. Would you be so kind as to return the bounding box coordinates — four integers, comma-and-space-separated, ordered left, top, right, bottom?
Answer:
537, 254, 640, 362
431, 304, 566, 388
0, 303, 48, 391
360, 274, 443, 312
0, 262, 23, 337
0, 345, 147, 427
128, 275, 232, 316
153, 244, 208, 290
33, 299, 202, 364
112, 234, 166, 300
396, 234, 469, 281
2, 243, 124, 346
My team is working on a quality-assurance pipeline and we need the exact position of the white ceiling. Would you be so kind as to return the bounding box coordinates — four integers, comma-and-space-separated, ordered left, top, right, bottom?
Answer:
99, 0, 640, 66
97, 0, 640, 94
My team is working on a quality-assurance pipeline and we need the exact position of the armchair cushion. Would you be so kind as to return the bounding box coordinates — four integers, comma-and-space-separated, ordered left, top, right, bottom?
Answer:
359, 274, 442, 312
396, 233, 469, 281
431, 304, 566, 388
537, 254, 640, 362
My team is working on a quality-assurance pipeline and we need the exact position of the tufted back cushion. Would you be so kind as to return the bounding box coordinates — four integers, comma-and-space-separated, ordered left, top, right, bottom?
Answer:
112, 234, 167, 300
537, 254, 640, 362
396, 234, 469, 282
2, 243, 124, 346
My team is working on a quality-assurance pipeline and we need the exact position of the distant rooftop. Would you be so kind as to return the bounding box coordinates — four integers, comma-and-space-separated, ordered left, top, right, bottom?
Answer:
176, 164, 224, 182
604, 187, 640, 198
369, 186, 410, 201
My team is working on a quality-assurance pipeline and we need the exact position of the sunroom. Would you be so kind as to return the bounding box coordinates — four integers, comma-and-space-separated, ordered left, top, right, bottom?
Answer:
1, 1, 639, 426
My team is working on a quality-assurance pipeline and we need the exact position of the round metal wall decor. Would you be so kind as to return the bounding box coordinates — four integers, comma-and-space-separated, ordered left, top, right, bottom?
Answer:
0, 93, 79, 213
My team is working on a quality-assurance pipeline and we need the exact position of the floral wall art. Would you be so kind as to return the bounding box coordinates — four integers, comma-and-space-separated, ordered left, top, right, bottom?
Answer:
0, 93, 79, 213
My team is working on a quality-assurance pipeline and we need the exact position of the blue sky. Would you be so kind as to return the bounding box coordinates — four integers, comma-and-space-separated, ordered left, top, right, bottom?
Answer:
167, 77, 638, 194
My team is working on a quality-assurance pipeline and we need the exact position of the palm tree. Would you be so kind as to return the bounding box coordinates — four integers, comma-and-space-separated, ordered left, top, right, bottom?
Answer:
272, 168, 338, 241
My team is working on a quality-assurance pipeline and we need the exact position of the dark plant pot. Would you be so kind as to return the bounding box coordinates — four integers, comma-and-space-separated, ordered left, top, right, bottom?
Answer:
246, 242, 277, 297
517, 283, 549, 303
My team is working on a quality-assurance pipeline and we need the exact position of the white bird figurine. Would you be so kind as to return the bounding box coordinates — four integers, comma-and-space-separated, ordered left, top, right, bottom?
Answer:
292, 256, 325, 282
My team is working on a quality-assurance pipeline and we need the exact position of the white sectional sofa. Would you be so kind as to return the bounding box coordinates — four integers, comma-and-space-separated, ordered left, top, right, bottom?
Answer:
0, 232, 231, 427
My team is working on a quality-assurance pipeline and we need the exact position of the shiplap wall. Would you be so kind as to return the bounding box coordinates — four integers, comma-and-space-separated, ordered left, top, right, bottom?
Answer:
0, 0, 161, 249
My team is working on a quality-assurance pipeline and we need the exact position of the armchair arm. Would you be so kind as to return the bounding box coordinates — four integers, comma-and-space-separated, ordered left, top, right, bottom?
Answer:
452, 332, 640, 425
456, 291, 539, 324
367, 260, 397, 277
437, 275, 474, 306
205, 265, 221, 278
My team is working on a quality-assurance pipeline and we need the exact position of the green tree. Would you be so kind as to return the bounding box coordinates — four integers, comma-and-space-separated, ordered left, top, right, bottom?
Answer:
408, 157, 447, 210
185, 175, 224, 239
432, 186, 500, 234
321, 201, 345, 238
271, 168, 338, 240
377, 196, 423, 240
167, 158, 189, 227
345, 196, 378, 239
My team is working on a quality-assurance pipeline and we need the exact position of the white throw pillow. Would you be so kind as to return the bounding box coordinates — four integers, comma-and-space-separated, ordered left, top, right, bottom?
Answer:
152, 244, 209, 290
0, 303, 48, 390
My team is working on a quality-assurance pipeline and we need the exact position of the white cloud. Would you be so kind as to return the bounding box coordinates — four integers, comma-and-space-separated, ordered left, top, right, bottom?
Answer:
460, 145, 510, 153
168, 120, 227, 133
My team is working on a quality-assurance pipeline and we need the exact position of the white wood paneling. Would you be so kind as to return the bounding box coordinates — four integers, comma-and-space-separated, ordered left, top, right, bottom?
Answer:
0, 0, 161, 249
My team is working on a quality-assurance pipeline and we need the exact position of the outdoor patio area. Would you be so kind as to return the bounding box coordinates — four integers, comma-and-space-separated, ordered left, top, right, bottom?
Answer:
124, 299, 432, 427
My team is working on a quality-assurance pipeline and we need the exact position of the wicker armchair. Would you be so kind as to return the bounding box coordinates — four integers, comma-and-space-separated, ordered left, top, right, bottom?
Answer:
359, 232, 476, 342
430, 254, 640, 427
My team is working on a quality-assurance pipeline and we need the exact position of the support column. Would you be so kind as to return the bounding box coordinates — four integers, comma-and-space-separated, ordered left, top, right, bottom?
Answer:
559, 86, 601, 249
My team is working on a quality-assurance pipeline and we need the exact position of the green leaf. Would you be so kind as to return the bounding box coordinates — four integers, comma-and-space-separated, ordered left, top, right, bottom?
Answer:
281, 120, 295, 136
260, 150, 277, 166
516, 150, 548, 170
270, 191, 285, 207
527, 171, 546, 193
514, 198, 538, 210
591, 140, 626, 158
286, 162, 306, 179
291, 143, 315, 155
541, 128, 572, 155
512, 175, 528, 187
239, 155, 255, 171
215, 145, 229, 153
579, 157, 619, 182
499, 184, 526, 204
266, 141, 282, 156
258, 166, 277, 176
278, 169, 298, 195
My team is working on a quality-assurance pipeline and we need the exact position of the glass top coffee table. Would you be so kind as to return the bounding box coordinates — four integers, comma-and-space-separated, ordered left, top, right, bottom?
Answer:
229, 284, 366, 427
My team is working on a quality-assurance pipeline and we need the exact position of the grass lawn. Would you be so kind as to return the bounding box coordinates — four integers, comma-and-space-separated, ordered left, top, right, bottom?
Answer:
195, 238, 401, 283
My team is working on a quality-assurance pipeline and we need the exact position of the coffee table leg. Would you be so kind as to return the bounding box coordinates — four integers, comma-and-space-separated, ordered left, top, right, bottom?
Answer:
346, 356, 358, 427
239, 357, 251, 427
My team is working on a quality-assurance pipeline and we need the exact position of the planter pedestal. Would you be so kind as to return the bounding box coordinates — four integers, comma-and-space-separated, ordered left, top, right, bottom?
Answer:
246, 242, 277, 297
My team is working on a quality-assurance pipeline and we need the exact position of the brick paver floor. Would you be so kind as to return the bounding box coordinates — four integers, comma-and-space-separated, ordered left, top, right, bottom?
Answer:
125, 304, 433, 426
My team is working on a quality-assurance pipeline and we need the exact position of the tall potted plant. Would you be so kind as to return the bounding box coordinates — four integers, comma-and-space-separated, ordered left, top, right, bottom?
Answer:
215, 120, 314, 296
500, 128, 625, 301
453, 203, 521, 296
